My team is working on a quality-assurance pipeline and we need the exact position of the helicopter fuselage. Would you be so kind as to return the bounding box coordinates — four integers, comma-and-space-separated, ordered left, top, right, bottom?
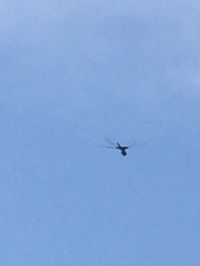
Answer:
116, 143, 128, 156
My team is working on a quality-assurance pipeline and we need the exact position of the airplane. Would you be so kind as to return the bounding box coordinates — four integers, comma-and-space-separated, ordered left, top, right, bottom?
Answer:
101, 138, 145, 156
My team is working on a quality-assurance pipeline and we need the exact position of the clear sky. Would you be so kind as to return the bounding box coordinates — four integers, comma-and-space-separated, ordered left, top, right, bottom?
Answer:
0, 0, 200, 265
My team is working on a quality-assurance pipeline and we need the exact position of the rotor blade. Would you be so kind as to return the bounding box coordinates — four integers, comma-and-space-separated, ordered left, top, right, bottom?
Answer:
128, 141, 146, 149
104, 137, 116, 147
100, 144, 116, 149
128, 142, 137, 148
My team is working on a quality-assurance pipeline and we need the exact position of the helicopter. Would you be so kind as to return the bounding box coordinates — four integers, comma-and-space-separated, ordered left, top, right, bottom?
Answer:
101, 138, 146, 156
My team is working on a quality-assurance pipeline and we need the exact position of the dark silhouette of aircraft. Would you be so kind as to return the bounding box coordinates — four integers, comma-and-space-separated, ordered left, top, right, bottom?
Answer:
101, 138, 145, 156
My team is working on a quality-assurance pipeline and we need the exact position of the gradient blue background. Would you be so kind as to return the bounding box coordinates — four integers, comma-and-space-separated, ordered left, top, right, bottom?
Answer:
0, 1, 200, 265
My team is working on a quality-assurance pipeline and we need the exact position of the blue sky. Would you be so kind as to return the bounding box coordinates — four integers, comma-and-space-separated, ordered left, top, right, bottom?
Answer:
0, 1, 200, 265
